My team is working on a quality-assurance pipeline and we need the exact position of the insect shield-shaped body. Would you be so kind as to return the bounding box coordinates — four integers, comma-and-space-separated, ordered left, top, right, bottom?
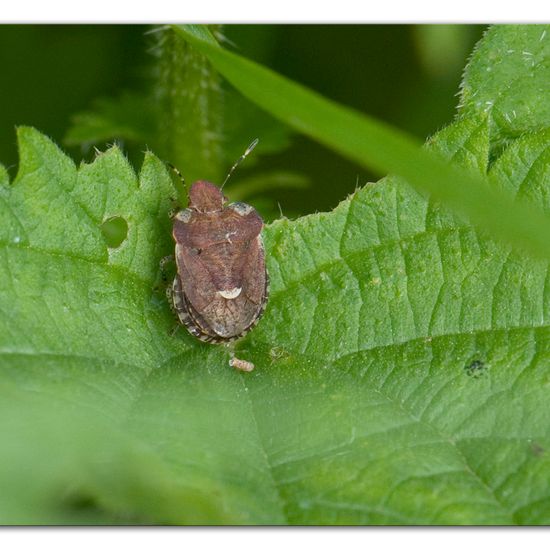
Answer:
169, 180, 268, 370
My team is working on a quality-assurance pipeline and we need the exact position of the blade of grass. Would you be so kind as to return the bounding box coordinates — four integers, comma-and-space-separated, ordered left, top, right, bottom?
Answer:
174, 24, 550, 261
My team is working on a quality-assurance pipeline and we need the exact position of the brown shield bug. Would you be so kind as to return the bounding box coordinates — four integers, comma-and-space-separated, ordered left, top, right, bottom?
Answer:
165, 140, 268, 372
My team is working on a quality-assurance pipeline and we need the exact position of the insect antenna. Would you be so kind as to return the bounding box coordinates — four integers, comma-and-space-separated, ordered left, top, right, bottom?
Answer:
167, 162, 186, 191
220, 138, 259, 191
166, 163, 187, 215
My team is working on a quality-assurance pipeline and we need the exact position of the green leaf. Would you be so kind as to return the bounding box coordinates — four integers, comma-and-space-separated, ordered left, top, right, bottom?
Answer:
1, 116, 549, 524
0, 127, 283, 524
2, 25, 550, 526
460, 25, 550, 149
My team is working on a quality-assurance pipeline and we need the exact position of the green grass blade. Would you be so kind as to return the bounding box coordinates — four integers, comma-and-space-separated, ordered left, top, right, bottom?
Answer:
174, 24, 550, 260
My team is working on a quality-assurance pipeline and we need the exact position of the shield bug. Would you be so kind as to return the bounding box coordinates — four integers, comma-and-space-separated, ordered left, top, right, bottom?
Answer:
166, 140, 268, 371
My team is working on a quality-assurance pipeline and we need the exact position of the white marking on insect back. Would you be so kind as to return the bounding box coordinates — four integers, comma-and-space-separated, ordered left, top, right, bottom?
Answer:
218, 287, 242, 299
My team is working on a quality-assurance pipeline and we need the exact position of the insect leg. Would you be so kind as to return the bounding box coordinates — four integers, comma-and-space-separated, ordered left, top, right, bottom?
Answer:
169, 323, 181, 337
166, 162, 185, 217
164, 275, 183, 336
159, 254, 175, 283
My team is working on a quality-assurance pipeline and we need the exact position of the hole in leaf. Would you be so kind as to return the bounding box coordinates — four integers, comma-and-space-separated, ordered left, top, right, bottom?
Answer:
101, 216, 128, 248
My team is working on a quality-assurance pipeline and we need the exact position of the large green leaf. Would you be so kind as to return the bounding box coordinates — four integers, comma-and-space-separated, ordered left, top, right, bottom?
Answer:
1, 25, 550, 525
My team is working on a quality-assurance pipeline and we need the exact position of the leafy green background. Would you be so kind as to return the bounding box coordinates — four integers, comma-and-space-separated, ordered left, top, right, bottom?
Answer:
1, 25, 484, 219
1, 24, 550, 525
